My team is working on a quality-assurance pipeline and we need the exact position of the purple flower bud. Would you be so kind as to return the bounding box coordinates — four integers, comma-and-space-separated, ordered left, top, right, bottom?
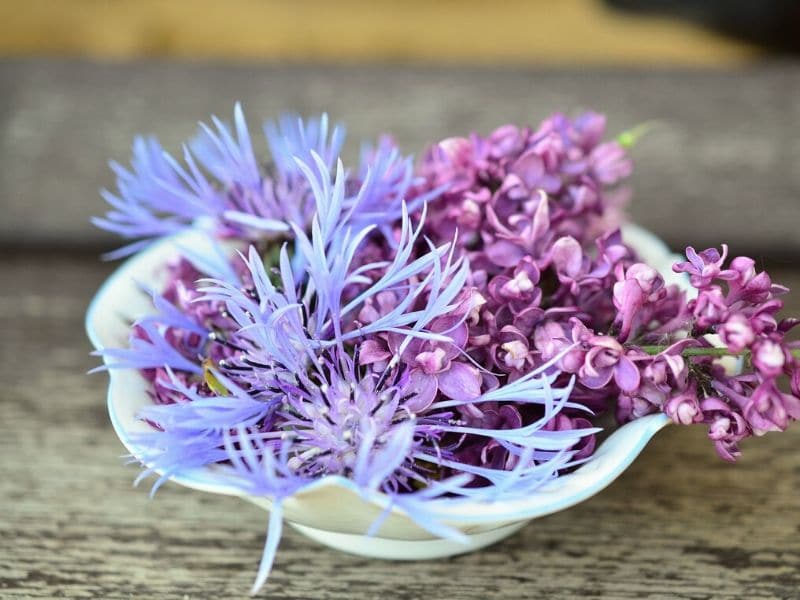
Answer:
534, 318, 594, 373
707, 418, 744, 461
528, 131, 565, 180
778, 317, 800, 334
612, 277, 644, 343
590, 141, 632, 185
488, 124, 526, 159
744, 379, 799, 435
500, 339, 530, 370
616, 387, 661, 422
485, 263, 542, 318
596, 228, 630, 266
563, 184, 600, 217
623, 263, 663, 296
699, 397, 749, 462
691, 286, 728, 330
458, 289, 487, 326
458, 197, 483, 229
726, 257, 781, 304
534, 321, 582, 372
437, 136, 473, 163
728, 256, 755, 281
642, 346, 688, 388
751, 339, 786, 378
665, 388, 703, 425
415, 348, 448, 374
550, 236, 584, 279
749, 299, 782, 334
719, 313, 755, 353
499, 267, 539, 300
573, 111, 606, 149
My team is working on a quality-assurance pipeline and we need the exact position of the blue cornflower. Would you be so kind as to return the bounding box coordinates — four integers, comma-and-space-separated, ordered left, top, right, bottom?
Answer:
94, 107, 594, 594
94, 104, 432, 259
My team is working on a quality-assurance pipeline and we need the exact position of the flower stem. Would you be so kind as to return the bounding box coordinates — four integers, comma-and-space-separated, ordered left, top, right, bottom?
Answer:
638, 344, 800, 359
638, 345, 738, 357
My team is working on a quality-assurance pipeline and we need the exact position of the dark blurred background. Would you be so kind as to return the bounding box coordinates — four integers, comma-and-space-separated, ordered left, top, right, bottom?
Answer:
609, 0, 800, 55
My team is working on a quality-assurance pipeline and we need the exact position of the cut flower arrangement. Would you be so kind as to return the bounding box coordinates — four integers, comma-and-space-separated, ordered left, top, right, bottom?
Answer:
88, 105, 800, 594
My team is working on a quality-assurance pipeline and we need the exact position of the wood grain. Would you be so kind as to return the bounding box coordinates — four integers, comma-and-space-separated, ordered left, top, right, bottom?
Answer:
1, 253, 799, 599
1, 60, 800, 258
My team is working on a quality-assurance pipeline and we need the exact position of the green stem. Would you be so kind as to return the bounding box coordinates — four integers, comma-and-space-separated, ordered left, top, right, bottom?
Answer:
639, 345, 738, 357
638, 344, 800, 359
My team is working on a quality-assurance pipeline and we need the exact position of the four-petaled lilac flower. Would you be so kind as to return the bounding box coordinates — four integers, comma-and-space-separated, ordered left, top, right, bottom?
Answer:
664, 385, 703, 426
579, 336, 641, 393
390, 315, 483, 410
673, 245, 735, 288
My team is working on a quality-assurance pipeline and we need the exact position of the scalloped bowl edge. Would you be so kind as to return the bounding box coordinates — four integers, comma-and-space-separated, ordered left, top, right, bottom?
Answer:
86, 225, 680, 556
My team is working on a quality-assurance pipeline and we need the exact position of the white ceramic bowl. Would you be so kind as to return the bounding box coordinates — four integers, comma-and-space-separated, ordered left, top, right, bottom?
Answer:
86, 225, 685, 560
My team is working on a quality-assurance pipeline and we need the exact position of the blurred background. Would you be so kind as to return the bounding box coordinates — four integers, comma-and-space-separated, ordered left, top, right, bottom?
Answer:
1, 0, 799, 256
2, 0, 800, 63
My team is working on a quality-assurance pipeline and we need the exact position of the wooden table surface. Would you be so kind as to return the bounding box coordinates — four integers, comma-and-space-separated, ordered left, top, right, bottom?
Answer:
1, 60, 799, 599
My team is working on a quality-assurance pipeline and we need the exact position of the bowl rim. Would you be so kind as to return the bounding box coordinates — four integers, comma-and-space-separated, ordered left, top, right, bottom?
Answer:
86, 224, 678, 526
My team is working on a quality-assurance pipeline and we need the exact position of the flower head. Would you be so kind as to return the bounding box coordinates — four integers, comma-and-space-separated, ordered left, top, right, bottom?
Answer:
94, 105, 429, 258
95, 119, 593, 593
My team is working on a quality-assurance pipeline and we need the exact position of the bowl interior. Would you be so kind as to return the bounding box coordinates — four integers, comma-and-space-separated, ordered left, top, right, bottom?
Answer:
87, 225, 678, 538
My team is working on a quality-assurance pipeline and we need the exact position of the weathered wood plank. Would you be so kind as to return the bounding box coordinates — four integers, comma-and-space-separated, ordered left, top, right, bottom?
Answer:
1, 254, 799, 598
1, 60, 799, 257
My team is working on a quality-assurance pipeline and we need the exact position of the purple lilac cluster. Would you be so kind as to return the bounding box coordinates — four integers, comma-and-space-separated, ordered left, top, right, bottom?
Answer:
94, 106, 799, 592
664, 248, 800, 460
535, 249, 800, 462
409, 113, 645, 453
410, 116, 800, 462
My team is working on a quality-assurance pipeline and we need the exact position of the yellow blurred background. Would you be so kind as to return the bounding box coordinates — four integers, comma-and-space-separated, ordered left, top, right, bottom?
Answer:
0, 0, 773, 66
